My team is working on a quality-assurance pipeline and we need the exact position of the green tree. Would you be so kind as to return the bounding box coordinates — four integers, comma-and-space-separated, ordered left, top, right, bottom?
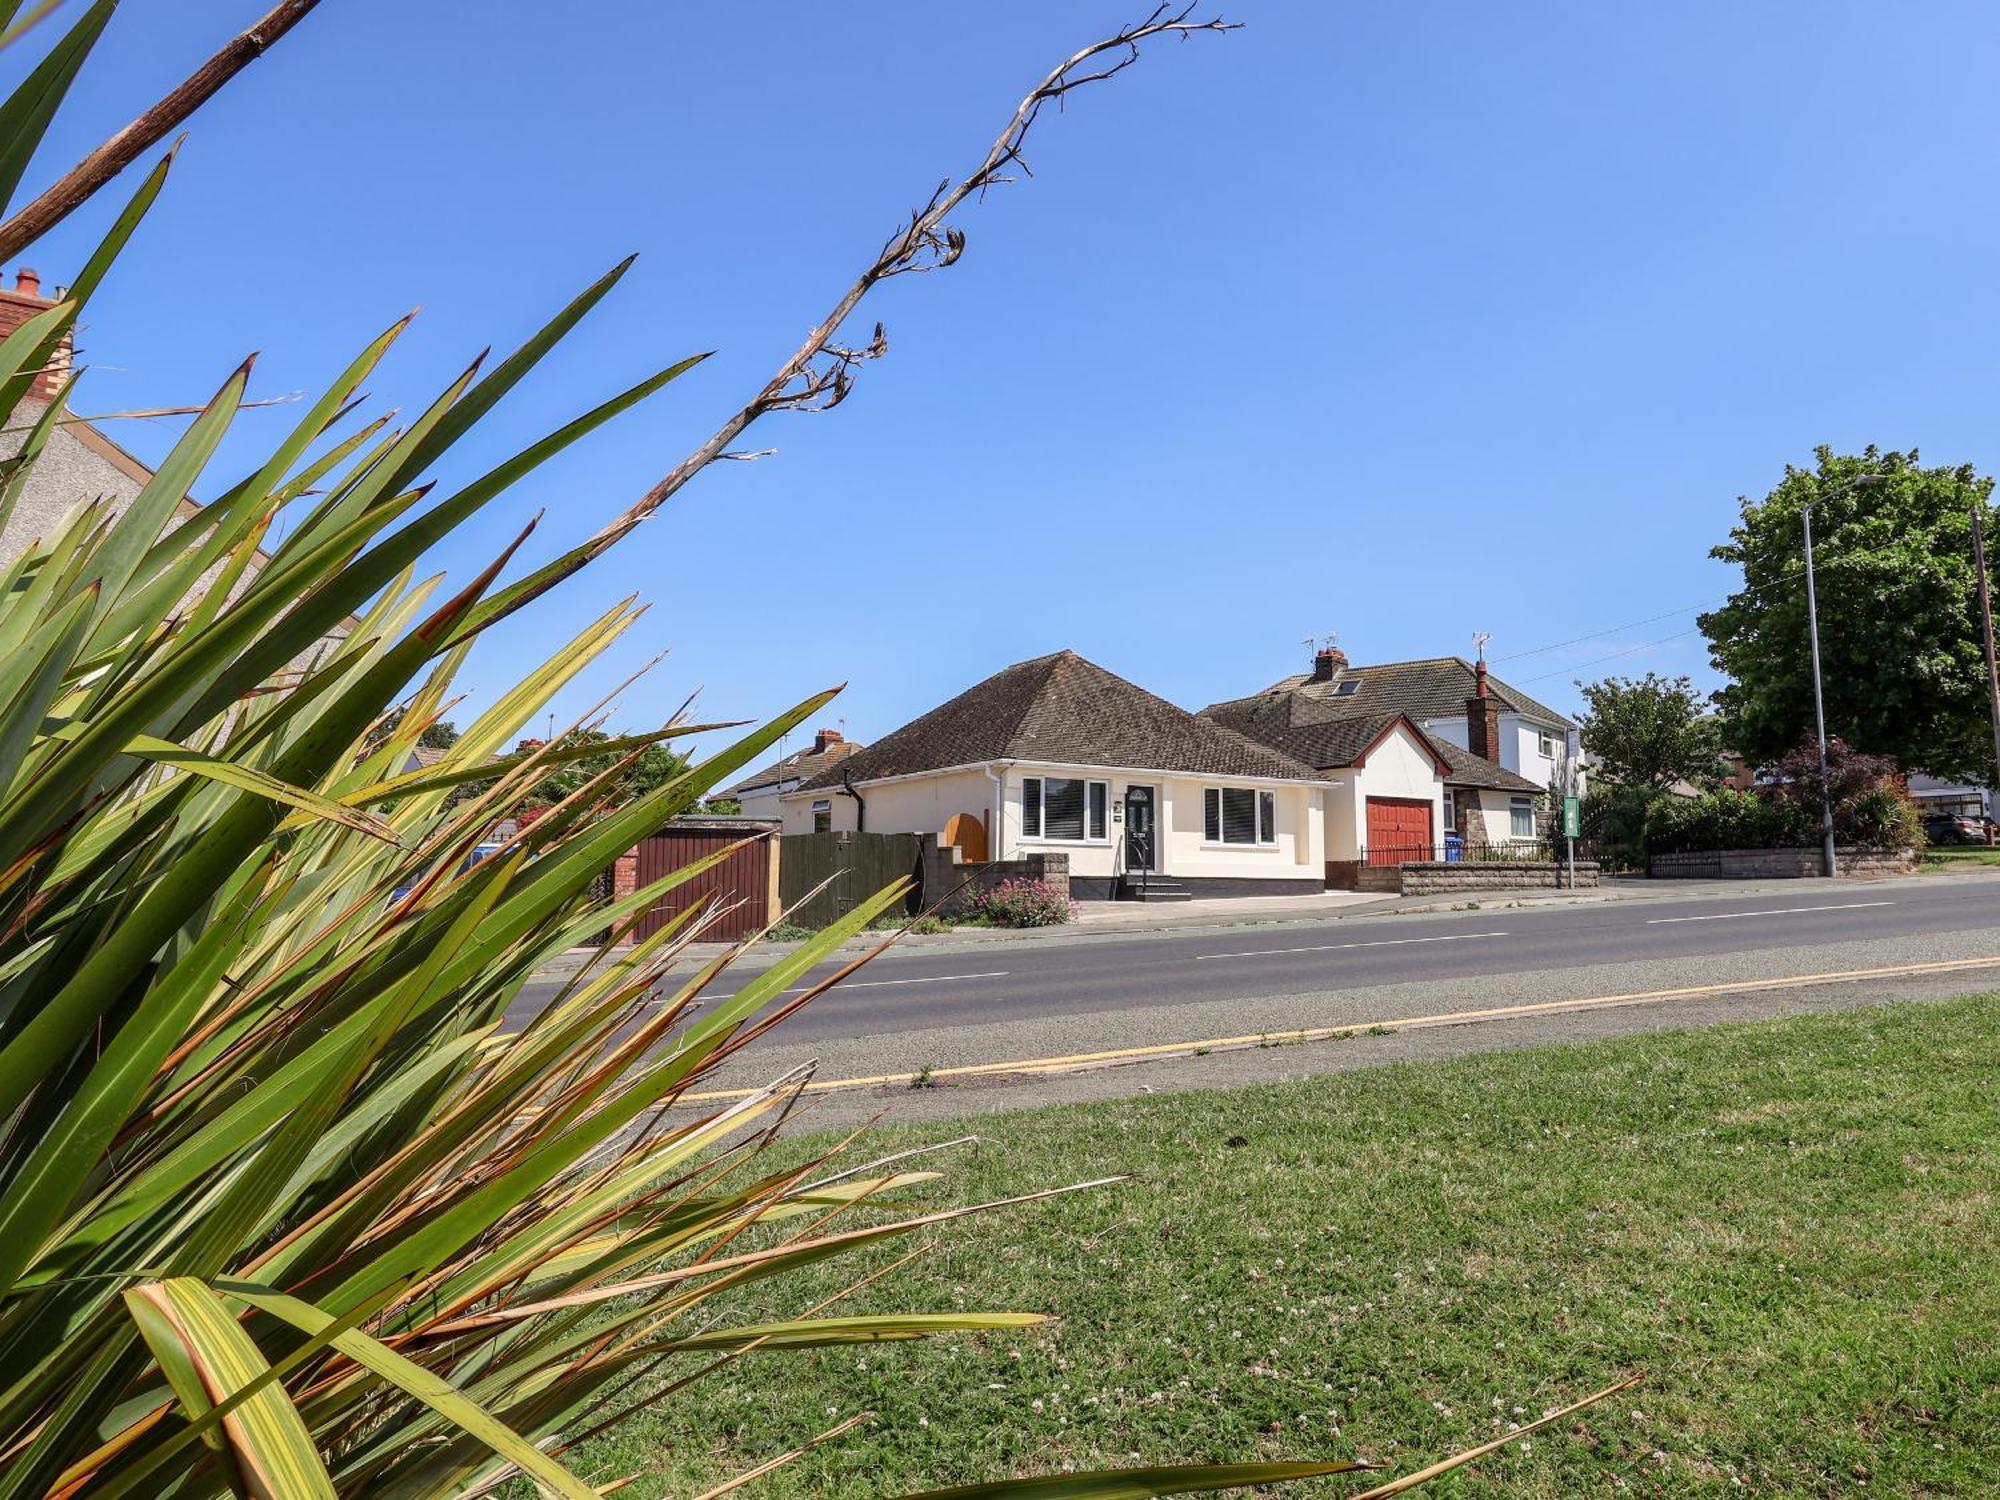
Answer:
1699, 446, 1999, 781
519, 731, 688, 809
1576, 672, 1721, 793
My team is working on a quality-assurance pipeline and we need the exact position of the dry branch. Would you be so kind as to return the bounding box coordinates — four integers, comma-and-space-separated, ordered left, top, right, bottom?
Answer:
587, 3, 1235, 558
0, 0, 324, 264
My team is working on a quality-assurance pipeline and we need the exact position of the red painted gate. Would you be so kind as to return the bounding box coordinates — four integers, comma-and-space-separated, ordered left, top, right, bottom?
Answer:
1364, 796, 1433, 866
630, 820, 778, 943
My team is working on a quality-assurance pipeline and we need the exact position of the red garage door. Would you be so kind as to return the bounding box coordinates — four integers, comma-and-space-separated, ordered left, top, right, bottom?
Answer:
1365, 797, 1433, 866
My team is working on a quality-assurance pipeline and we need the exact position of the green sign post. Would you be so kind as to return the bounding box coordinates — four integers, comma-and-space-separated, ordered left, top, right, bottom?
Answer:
1562, 795, 1581, 838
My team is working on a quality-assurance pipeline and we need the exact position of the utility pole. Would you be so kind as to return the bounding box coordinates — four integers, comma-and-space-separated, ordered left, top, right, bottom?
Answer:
1801, 500, 1837, 877
1971, 499, 2000, 840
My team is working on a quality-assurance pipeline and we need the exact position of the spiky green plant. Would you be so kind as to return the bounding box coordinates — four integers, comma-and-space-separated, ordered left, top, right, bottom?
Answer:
0, 6, 1626, 1496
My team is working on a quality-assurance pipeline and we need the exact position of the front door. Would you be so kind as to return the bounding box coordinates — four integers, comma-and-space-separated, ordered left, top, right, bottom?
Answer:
1123, 785, 1157, 872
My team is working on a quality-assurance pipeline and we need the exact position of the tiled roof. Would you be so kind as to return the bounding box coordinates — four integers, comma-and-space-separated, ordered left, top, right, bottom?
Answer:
1203, 665, 1550, 793
1430, 737, 1544, 793
729, 737, 865, 795
1204, 656, 1575, 733
796, 650, 1321, 791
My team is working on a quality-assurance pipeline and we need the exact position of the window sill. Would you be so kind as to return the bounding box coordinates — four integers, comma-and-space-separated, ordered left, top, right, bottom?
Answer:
1198, 842, 1281, 852
1017, 837, 1112, 848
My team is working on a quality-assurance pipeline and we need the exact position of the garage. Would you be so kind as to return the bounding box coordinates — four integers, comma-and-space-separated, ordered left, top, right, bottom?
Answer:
1364, 796, 1433, 866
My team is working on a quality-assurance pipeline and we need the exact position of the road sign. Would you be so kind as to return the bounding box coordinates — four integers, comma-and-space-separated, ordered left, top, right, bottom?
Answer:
1562, 795, 1581, 838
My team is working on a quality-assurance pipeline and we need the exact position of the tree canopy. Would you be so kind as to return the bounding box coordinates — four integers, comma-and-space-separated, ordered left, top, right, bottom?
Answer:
1699, 446, 1999, 781
1577, 672, 1721, 792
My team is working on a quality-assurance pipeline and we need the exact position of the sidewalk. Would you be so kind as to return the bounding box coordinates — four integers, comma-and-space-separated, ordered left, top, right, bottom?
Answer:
541, 865, 1998, 981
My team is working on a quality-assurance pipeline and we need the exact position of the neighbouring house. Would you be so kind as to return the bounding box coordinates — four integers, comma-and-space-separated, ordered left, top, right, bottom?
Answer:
779, 650, 1330, 900
1201, 646, 1570, 884
0, 266, 352, 660
728, 728, 866, 821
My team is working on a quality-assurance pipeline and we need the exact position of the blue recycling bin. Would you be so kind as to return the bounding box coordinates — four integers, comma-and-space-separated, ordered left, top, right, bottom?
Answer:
1444, 834, 1464, 862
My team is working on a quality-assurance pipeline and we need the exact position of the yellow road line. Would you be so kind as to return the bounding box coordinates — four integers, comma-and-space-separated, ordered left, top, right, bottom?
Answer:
680, 953, 2000, 1103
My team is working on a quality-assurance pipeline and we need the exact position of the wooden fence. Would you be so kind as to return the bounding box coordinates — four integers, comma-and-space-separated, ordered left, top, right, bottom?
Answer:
630, 820, 779, 943
778, 830, 921, 928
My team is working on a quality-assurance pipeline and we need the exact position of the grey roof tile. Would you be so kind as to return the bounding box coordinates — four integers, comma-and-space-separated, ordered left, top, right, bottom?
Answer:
797, 651, 1321, 791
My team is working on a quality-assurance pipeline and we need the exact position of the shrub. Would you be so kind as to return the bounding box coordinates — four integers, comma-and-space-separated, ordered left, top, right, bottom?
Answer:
970, 877, 1078, 927
1644, 788, 1811, 854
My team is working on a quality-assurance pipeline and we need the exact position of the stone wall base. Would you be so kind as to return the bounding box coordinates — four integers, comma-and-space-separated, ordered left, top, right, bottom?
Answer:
1649, 847, 1918, 879
1398, 860, 1599, 895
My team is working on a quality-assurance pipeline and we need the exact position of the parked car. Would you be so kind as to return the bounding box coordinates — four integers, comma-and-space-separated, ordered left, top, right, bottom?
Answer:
1923, 811, 1989, 846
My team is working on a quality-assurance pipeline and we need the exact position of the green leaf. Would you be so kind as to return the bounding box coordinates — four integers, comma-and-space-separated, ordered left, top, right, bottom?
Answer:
122, 1278, 337, 1500
125, 733, 401, 846
0, 0, 114, 219
218, 1281, 600, 1500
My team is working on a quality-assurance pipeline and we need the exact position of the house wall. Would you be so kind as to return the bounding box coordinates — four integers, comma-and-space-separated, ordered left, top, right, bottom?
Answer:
735, 786, 786, 821
1419, 711, 1576, 793
779, 767, 993, 843
1468, 788, 1539, 843
1346, 725, 1447, 855
788, 762, 1326, 894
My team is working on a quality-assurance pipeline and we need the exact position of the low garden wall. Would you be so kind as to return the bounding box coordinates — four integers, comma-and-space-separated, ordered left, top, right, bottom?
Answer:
920, 836, 1069, 916
1397, 860, 1599, 895
1648, 847, 1918, 879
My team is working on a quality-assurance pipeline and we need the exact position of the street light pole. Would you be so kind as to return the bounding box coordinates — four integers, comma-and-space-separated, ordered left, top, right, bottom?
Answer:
1971, 499, 2000, 835
1801, 499, 1837, 877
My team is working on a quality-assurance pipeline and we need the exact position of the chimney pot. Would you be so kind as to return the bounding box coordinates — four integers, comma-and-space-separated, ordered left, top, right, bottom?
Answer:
1311, 645, 1348, 683
13, 268, 40, 299
813, 728, 844, 753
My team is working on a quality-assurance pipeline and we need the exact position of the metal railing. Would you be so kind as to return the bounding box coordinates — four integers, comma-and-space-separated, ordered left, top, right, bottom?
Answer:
1358, 838, 1564, 868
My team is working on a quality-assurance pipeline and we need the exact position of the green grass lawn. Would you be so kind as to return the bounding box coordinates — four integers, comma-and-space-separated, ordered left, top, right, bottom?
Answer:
560, 998, 2000, 1497
1922, 848, 2000, 870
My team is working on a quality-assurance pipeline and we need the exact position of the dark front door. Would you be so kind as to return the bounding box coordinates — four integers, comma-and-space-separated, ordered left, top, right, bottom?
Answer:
1124, 785, 1156, 871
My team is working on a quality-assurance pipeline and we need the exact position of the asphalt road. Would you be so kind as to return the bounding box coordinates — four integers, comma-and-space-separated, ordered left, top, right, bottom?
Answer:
719, 886, 1990, 1039
504, 880, 2000, 1128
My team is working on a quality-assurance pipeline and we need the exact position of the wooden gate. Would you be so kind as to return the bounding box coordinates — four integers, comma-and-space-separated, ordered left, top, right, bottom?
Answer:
779, 831, 922, 929
1364, 796, 1433, 866
631, 821, 778, 943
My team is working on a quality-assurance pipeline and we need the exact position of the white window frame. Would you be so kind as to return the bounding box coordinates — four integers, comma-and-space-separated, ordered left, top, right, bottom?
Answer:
1019, 775, 1110, 844
1203, 785, 1279, 848
1509, 795, 1535, 839
1536, 728, 1557, 758
1443, 789, 1457, 832
810, 798, 832, 835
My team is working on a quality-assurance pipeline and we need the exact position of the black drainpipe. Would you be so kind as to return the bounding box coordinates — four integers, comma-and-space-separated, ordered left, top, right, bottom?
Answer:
840, 770, 866, 832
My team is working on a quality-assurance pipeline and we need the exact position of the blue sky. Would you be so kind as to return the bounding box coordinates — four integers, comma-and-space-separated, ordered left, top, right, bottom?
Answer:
20, 1, 2000, 755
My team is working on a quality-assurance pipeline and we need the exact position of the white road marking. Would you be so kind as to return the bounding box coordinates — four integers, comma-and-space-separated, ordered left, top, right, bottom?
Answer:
1195, 931, 1510, 961
1645, 901, 1893, 926
704, 969, 1009, 1002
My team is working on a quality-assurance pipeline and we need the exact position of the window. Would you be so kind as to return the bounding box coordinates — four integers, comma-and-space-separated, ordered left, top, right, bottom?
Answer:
1021, 776, 1108, 841
1204, 786, 1278, 846
1537, 729, 1557, 758
1333, 679, 1360, 696
810, 798, 832, 835
1509, 796, 1535, 839
1443, 789, 1457, 832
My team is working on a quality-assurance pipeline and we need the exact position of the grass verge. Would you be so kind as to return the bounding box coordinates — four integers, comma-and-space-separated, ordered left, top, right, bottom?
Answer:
562, 997, 2000, 1497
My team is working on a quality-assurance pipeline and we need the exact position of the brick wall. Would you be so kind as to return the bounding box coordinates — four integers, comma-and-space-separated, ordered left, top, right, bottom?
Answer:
1398, 860, 1599, 895
920, 835, 1070, 916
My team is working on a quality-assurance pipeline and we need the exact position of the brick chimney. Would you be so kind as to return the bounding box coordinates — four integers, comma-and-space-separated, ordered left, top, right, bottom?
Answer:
0, 268, 72, 401
812, 727, 843, 754
1310, 645, 1348, 683
1465, 659, 1502, 763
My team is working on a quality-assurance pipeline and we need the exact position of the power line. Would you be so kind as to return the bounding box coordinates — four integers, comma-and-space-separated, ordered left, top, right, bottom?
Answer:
1491, 551, 1888, 676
